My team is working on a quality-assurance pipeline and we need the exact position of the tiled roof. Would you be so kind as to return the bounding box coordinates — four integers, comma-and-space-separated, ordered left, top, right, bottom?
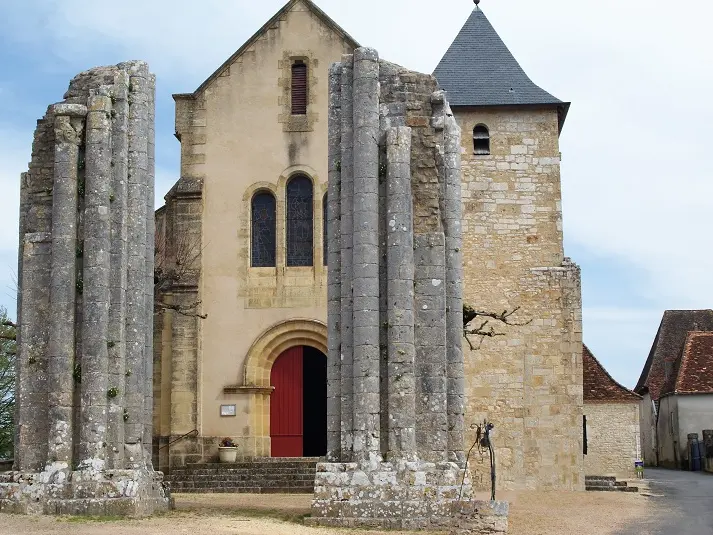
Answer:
673, 332, 713, 395
583, 344, 641, 403
634, 310, 713, 401
432, 7, 569, 130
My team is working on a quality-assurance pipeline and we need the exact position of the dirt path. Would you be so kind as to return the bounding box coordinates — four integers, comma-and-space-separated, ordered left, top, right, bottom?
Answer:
0, 490, 656, 535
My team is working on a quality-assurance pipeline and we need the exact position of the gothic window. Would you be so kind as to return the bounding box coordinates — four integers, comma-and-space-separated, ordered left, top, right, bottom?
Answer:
473, 124, 490, 155
291, 61, 308, 115
286, 174, 314, 266
323, 192, 328, 266
251, 191, 277, 267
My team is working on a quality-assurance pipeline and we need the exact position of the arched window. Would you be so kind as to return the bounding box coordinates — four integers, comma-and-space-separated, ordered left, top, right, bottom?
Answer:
291, 61, 308, 115
286, 175, 314, 266
251, 191, 277, 267
323, 193, 328, 266
473, 124, 490, 155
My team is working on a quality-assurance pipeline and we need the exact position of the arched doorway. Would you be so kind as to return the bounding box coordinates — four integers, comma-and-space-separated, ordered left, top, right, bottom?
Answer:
270, 345, 326, 457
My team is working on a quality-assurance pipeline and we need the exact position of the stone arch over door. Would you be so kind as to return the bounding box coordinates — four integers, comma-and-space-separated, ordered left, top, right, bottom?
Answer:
241, 319, 327, 456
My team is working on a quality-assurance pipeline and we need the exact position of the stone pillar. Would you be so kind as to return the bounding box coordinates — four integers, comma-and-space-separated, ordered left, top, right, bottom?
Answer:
351, 47, 381, 461
124, 63, 150, 465
309, 49, 507, 531
107, 71, 129, 470
144, 73, 157, 466
339, 54, 354, 458
385, 126, 416, 459
442, 101, 465, 464
326, 64, 342, 461
47, 105, 85, 467
3, 61, 169, 517
15, 232, 52, 471
79, 93, 113, 467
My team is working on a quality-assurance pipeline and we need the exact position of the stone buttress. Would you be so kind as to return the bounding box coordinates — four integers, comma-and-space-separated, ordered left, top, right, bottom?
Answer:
309, 47, 508, 533
0, 61, 170, 517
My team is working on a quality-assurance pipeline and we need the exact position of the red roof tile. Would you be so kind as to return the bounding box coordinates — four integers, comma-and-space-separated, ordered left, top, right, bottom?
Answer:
583, 344, 641, 403
634, 310, 713, 401
673, 332, 713, 395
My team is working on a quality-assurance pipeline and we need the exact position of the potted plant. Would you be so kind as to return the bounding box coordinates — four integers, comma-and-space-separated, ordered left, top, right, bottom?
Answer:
218, 437, 238, 463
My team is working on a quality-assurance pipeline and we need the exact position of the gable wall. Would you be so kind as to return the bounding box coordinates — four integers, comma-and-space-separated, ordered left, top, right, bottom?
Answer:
171, 1, 354, 456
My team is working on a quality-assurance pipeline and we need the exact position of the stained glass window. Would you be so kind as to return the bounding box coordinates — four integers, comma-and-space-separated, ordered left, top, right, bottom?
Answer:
286, 175, 314, 267
323, 193, 328, 266
251, 192, 276, 267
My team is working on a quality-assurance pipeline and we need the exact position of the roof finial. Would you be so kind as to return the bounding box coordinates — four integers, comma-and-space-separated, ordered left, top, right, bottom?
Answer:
474, 0, 481, 8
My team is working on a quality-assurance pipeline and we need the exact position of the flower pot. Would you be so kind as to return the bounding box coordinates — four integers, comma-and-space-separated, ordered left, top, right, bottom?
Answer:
218, 447, 238, 463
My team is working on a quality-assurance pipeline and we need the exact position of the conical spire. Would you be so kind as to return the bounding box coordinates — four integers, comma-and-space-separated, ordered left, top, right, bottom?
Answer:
434, 8, 563, 109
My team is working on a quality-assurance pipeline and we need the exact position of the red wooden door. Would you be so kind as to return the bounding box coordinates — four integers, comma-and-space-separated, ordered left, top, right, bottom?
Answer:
270, 346, 303, 457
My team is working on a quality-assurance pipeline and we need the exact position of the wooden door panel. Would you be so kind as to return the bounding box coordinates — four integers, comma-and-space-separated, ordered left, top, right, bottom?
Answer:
270, 346, 303, 457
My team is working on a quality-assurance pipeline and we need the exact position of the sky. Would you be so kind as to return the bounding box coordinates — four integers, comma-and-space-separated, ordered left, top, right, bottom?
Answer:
0, 0, 711, 389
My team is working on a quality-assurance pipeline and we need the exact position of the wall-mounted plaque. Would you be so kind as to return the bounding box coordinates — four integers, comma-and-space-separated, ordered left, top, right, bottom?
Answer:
220, 404, 237, 417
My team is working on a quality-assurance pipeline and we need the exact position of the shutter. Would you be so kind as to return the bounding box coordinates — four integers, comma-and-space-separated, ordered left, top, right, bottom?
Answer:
291, 63, 308, 115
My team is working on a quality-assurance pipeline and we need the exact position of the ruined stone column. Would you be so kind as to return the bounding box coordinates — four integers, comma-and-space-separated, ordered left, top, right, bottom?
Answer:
442, 101, 465, 464
3, 61, 169, 517
326, 64, 342, 461
144, 73, 157, 465
385, 126, 416, 459
107, 70, 129, 469
351, 48, 381, 461
339, 54, 354, 458
47, 105, 85, 467
79, 93, 113, 466
124, 63, 150, 465
310, 50, 507, 531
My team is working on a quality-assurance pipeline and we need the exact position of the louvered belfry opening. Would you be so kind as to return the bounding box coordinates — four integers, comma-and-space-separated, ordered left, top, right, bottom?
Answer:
473, 124, 490, 155
291, 61, 308, 115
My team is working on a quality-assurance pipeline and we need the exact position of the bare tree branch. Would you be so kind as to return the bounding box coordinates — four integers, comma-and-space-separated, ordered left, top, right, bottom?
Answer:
462, 304, 531, 351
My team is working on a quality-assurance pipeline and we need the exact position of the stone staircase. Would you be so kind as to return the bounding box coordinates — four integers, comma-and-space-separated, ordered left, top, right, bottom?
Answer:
166, 457, 321, 494
585, 475, 638, 493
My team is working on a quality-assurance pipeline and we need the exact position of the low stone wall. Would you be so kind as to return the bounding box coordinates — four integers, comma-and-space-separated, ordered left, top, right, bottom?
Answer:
306, 461, 508, 533
0, 467, 170, 516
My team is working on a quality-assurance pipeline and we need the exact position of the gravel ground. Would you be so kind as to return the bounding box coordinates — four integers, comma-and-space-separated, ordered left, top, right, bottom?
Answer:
0, 489, 657, 535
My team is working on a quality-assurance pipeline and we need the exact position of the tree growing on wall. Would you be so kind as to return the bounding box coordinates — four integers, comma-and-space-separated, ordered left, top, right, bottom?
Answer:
0, 308, 16, 460
463, 303, 530, 351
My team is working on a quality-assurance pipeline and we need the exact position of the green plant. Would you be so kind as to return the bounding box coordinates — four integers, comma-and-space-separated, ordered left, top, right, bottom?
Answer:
107, 387, 119, 399
107, 341, 116, 349
123, 409, 129, 422
125, 369, 132, 377
73, 364, 82, 384
76, 275, 83, 295
76, 242, 84, 258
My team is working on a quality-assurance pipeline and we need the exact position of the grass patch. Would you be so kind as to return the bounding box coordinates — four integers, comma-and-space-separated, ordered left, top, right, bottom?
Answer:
60, 515, 128, 523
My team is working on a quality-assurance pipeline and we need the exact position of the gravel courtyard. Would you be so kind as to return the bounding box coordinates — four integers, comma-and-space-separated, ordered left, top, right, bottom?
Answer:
0, 489, 663, 535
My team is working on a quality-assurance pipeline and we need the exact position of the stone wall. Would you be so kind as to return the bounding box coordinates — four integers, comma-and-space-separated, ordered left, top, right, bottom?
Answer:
584, 402, 640, 479
456, 107, 584, 491
1, 61, 170, 517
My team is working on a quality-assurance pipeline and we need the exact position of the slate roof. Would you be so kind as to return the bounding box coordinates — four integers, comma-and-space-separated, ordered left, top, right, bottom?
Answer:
583, 344, 641, 403
432, 7, 569, 130
634, 310, 713, 401
672, 332, 713, 395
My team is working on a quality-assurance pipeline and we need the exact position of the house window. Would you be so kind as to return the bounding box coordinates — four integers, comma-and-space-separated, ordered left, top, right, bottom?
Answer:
286, 174, 313, 266
251, 191, 277, 267
473, 124, 490, 155
323, 192, 328, 266
291, 61, 308, 115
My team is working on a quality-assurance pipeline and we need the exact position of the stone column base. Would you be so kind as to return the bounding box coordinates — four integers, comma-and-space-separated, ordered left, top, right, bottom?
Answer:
0, 466, 172, 517
305, 461, 508, 532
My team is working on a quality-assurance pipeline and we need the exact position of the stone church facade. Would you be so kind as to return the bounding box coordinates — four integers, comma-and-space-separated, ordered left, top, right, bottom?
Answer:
154, 0, 584, 491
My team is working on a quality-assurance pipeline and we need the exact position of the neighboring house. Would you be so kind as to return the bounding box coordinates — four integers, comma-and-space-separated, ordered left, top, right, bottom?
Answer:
583, 345, 641, 479
634, 310, 713, 466
657, 332, 713, 469
154, 0, 584, 490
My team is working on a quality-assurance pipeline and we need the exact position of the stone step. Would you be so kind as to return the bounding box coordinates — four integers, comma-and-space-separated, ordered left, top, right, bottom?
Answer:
584, 476, 616, 483
585, 485, 639, 493
168, 457, 319, 494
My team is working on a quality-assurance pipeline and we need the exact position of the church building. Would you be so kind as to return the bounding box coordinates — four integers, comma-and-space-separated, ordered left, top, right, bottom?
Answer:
153, 0, 584, 491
